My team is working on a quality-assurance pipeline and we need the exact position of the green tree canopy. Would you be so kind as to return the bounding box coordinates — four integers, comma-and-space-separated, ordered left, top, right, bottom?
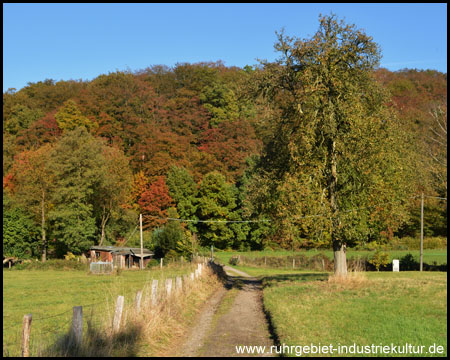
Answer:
48, 128, 105, 255
5, 143, 55, 261
3, 194, 40, 259
166, 166, 199, 232
250, 14, 412, 275
55, 99, 97, 132
196, 171, 246, 249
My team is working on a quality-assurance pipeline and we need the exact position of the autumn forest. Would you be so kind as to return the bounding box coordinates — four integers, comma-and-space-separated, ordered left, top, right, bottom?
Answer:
3, 16, 447, 265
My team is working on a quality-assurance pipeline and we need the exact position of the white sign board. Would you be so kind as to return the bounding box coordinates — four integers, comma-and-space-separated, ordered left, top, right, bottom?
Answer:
392, 259, 400, 272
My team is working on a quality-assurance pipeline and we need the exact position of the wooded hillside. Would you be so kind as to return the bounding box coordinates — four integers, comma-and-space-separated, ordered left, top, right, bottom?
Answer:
3, 45, 447, 259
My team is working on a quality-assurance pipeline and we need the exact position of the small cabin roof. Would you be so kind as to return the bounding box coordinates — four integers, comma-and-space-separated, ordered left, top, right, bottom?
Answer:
90, 246, 153, 256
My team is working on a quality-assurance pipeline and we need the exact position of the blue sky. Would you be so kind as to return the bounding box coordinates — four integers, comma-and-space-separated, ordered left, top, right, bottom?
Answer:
3, 3, 447, 92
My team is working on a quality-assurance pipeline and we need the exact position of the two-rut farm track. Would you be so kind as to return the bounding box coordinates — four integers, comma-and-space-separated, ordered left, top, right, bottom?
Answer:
176, 265, 275, 357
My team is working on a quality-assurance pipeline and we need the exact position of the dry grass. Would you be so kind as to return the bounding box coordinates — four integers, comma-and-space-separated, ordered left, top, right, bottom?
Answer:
34, 264, 222, 357
327, 270, 370, 289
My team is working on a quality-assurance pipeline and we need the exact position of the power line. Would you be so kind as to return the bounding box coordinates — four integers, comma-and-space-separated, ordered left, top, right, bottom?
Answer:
120, 225, 139, 246
142, 214, 270, 223
138, 193, 444, 225
142, 197, 417, 224
424, 195, 447, 200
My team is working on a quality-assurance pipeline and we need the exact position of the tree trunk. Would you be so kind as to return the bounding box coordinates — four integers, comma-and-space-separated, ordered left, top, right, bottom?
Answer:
329, 139, 347, 276
100, 224, 105, 247
41, 191, 46, 262
333, 241, 347, 276
99, 207, 110, 246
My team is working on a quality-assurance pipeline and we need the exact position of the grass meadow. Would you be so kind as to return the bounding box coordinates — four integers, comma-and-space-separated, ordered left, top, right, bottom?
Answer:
224, 258, 446, 356
262, 271, 447, 357
3, 262, 220, 357
223, 255, 447, 358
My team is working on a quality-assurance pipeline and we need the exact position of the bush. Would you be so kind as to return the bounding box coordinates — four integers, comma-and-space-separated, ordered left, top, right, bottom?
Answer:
152, 220, 186, 258
400, 253, 419, 271
388, 236, 447, 250
146, 259, 160, 268
64, 252, 77, 261
368, 250, 390, 271
13, 259, 88, 271
355, 236, 447, 251
229, 256, 240, 266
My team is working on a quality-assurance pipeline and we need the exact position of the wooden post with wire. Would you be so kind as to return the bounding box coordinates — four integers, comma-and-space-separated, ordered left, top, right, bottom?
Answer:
113, 296, 124, 333
21, 314, 32, 357
135, 290, 143, 312
420, 192, 424, 272
70, 306, 83, 349
140, 214, 144, 270
151, 280, 158, 306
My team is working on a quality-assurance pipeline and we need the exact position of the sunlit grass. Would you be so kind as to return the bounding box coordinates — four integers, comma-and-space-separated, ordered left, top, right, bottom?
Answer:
3, 262, 212, 356
260, 270, 447, 357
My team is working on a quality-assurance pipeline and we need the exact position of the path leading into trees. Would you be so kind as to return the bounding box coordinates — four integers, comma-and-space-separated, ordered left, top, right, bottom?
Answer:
178, 265, 275, 357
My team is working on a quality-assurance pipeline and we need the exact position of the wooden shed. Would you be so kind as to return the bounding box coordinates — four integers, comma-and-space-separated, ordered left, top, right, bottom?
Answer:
89, 246, 154, 269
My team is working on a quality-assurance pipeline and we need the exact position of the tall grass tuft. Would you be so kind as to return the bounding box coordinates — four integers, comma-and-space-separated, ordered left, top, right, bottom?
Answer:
327, 270, 369, 289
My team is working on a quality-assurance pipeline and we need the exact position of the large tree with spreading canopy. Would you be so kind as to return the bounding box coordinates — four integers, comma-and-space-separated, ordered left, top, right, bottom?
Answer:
250, 14, 412, 275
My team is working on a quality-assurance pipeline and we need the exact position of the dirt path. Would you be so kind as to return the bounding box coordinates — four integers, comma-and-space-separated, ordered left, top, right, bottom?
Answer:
178, 265, 275, 357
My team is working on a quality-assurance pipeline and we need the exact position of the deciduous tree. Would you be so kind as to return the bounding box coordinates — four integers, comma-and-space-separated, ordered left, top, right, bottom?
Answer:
251, 14, 412, 275
5, 143, 55, 261
48, 128, 105, 255
139, 176, 174, 230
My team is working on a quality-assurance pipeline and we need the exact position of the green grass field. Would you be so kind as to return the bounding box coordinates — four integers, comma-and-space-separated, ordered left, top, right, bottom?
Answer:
214, 248, 447, 266
2, 263, 199, 356
235, 265, 447, 357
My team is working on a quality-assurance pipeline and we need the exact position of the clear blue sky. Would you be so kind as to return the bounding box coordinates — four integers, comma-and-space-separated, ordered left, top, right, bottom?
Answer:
3, 3, 447, 92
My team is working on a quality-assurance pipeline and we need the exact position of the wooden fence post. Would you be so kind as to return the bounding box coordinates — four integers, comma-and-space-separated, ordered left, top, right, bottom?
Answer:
135, 290, 143, 312
165, 278, 172, 297
160, 258, 163, 269
190, 272, 194, 281
113, 296, 124, 333
175, 276, 182, 293
21, 314, 32, 357
151, 280, 158, 306
70, 306, 83, 349
293, 258, 295, 269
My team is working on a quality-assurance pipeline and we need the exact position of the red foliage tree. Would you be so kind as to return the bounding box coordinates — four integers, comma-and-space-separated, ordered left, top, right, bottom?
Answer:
138, 176, 174, 230
15, 110, 62, 149
198, 119, 261, 181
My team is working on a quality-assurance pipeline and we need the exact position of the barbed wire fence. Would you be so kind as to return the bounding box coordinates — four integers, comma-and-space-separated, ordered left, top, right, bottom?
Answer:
3, 257, 213, 357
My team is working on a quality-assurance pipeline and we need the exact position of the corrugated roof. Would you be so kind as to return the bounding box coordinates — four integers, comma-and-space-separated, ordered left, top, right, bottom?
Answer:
90, 246, 153, 256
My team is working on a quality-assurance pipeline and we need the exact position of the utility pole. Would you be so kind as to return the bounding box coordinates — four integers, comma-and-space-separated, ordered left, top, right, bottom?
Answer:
140, 214, 144, 270
420, 193, 424, 272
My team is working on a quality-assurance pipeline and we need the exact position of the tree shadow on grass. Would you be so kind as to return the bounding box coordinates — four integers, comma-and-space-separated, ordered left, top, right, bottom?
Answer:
42, 320, 144, 357
225, 275, 262, 290
261, 272, 329, 288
